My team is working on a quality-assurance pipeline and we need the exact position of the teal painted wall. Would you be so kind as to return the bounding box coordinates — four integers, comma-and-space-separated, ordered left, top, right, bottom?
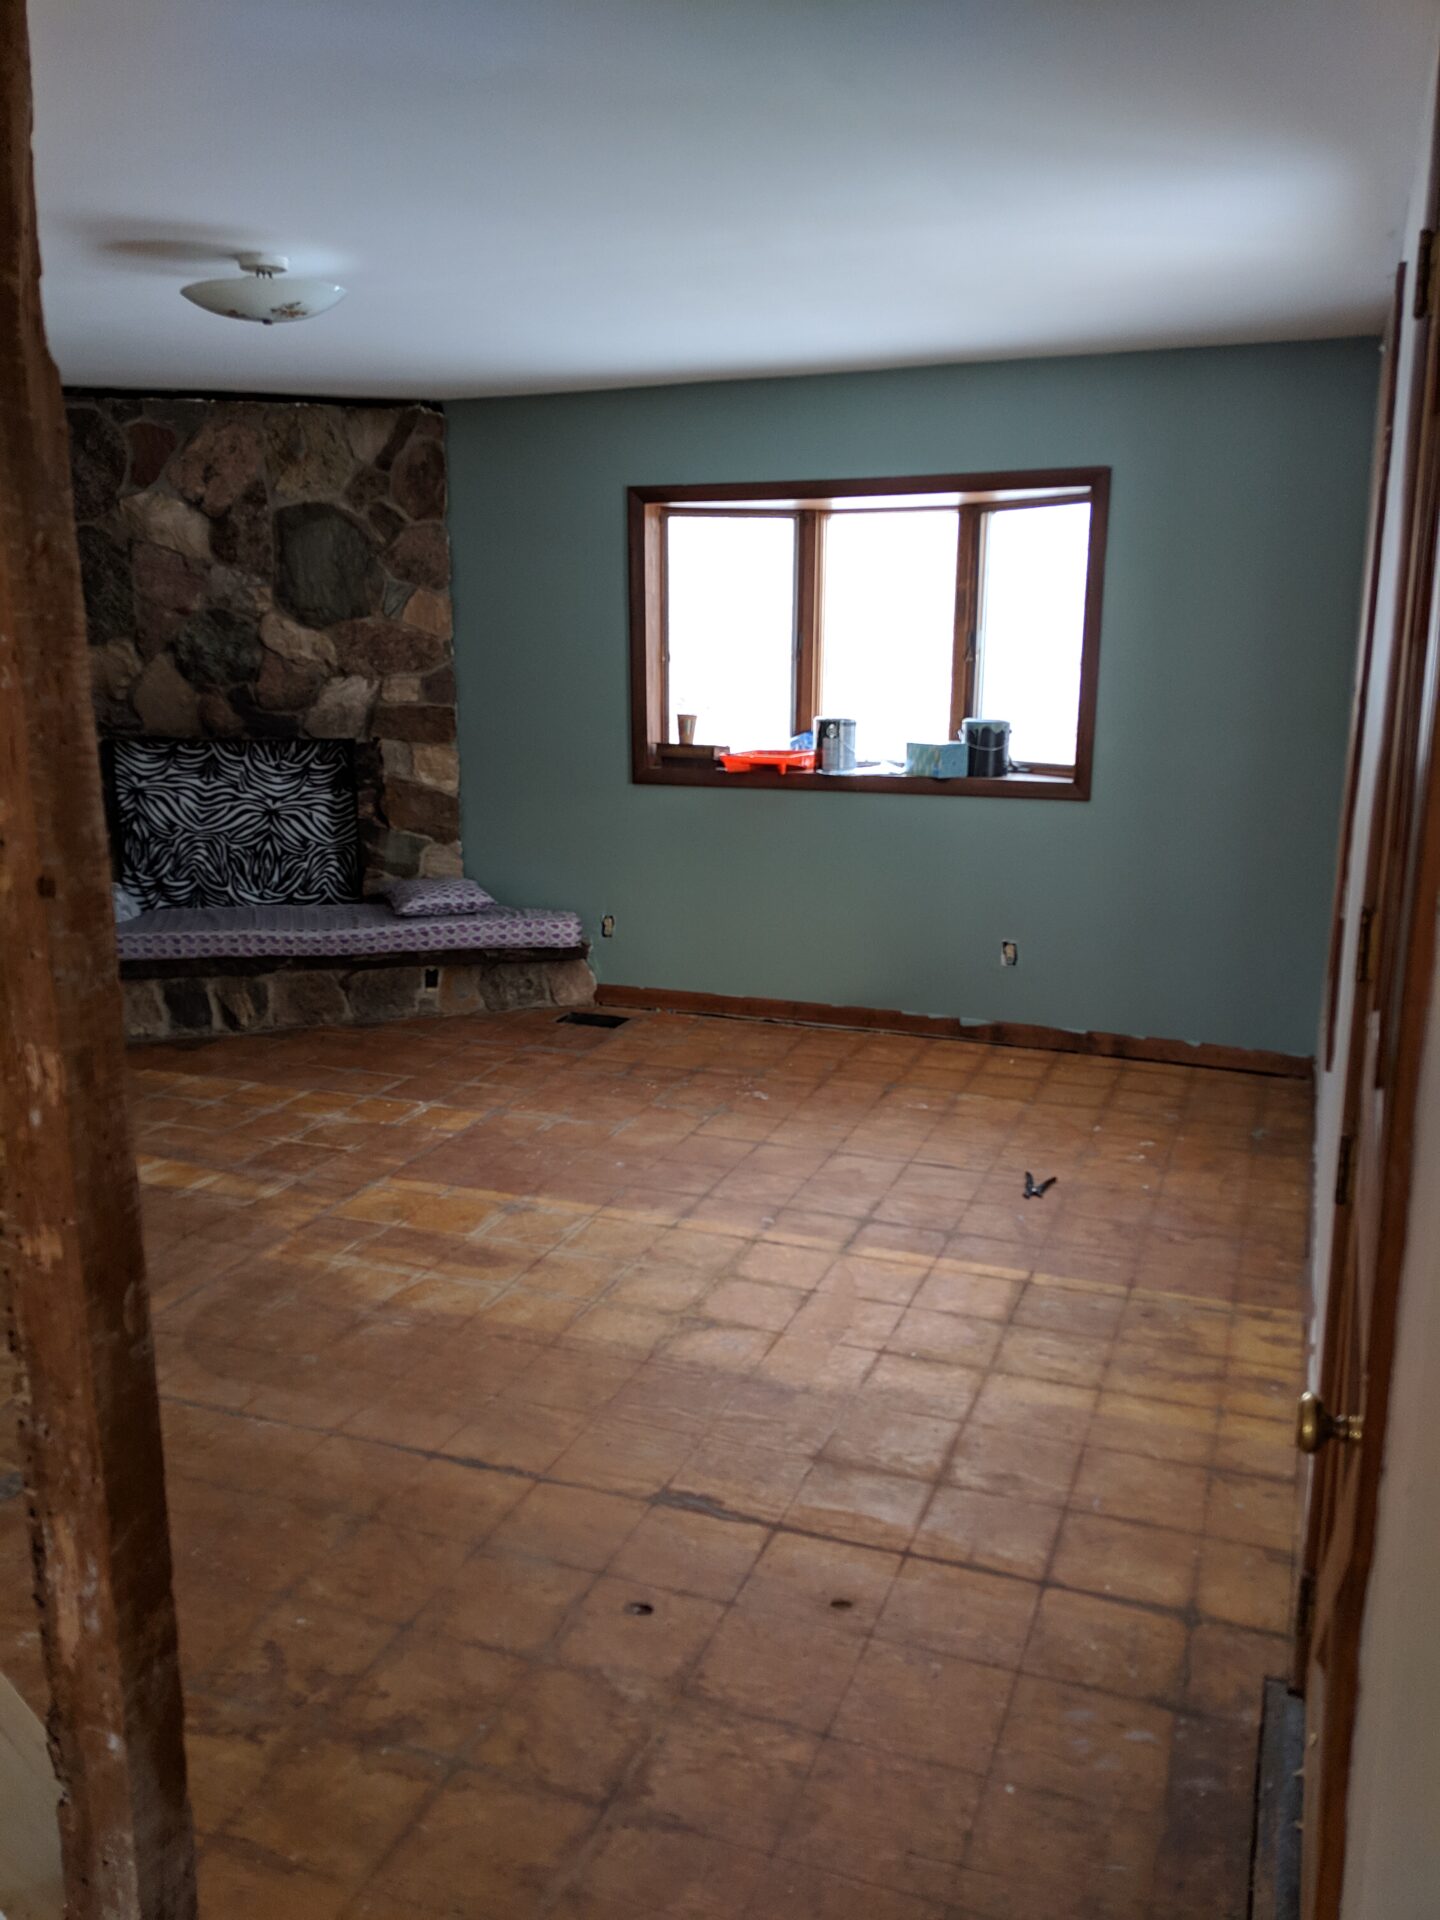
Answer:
448, 340, 1377, 1056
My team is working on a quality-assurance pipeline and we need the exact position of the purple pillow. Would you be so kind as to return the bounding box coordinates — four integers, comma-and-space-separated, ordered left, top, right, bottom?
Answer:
384, 877, 495, 918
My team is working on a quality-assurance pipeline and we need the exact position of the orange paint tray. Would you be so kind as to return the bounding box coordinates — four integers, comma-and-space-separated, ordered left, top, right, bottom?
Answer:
718, 749, 818, 774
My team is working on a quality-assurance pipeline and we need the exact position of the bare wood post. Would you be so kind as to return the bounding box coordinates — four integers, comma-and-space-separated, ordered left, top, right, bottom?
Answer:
0, 1, 198, 1913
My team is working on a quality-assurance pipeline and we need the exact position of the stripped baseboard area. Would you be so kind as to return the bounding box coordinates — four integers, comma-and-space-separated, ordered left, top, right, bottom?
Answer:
595, 983, 1312, 1080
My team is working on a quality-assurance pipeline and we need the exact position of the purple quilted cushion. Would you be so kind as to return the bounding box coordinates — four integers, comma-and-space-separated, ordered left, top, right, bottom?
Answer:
383, 877, 494, 918
116, 902, 585, 962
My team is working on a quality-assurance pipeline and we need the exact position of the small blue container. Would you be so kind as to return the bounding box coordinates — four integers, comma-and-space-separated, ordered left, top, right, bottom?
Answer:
905, 740, 970, 777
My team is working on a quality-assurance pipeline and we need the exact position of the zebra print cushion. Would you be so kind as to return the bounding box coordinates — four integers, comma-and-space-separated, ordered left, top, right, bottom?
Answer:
111, 738, 357, 909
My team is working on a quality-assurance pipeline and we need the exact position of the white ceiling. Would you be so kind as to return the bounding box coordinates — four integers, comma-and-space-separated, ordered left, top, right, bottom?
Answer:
28, 0, 1437, 400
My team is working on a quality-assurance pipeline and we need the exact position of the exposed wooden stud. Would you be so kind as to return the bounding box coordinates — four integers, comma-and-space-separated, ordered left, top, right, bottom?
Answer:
0, 2, 197, 1914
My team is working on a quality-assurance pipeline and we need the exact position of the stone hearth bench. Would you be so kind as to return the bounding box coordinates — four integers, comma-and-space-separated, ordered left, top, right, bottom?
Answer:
118, 902, 595, 1041
117, 901, 585, 964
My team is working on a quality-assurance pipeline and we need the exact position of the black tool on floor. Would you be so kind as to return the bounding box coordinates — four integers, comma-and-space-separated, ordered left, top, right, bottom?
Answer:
1022, 1171, 1058, 1199
558, 1011, 630, 1028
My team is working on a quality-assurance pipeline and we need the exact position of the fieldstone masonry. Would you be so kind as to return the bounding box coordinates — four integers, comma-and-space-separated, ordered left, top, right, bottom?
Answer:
68, 393, 461, 888
69, 392, 597, 1039
121, 956, 598, 1042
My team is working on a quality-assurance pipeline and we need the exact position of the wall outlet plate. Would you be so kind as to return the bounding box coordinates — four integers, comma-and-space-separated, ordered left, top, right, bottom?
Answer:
601, 914, 615, 938
1001, 941, 1019, 967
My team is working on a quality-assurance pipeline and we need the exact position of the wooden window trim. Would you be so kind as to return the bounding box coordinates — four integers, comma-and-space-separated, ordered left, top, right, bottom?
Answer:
949, 504, 982, 739
629, 466, 1109, 800
794, 509, 824, 734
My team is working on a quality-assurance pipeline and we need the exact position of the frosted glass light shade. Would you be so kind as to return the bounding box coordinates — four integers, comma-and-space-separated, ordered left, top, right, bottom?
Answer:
181, 257, 346, 325
181, 275, 346, 324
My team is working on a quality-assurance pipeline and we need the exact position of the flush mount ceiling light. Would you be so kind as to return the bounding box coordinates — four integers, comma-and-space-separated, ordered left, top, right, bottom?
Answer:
180, 252, 346, 325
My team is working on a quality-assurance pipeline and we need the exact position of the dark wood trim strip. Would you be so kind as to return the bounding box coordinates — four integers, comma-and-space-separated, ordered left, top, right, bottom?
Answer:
654, 506, 670, 747
1072, 471, 1109, 800
664, 505, 807, 519
950, 504, 981, 739
972, 492, 1095, 514
594, 983, 1312, 1079
1324, 270, 1408, 1071
631, 466, 1110, 506
794, 510, 824, 734
627, 492, 656, 776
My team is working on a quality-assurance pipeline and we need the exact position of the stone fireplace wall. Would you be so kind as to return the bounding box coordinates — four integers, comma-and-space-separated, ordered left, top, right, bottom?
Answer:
68, 393, 460, 888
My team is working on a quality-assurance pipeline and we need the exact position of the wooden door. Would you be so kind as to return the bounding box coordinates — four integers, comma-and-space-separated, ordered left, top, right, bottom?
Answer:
1298, 135, 1440, 1919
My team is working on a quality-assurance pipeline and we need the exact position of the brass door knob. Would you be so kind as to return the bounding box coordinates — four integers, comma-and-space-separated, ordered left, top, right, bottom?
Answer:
1296, 1389, 1364, 1455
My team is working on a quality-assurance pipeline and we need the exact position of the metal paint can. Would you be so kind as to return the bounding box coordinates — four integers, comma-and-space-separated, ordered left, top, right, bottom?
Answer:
961, 717, 1011, 778
814, 716, 857, 772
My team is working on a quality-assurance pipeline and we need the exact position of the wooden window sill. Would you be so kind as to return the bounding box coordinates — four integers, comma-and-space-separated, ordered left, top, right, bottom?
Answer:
633, 761, 1088, 800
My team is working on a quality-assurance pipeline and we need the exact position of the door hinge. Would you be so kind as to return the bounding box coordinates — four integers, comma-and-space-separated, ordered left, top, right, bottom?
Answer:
1355, 905, 1375, 984
1335, 1133, 1355, 1208
1416, 228, 1436, 320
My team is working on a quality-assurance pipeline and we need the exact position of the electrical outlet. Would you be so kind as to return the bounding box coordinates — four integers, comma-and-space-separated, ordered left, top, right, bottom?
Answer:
601, 914, 615, 938
1000, 940, 1019, 967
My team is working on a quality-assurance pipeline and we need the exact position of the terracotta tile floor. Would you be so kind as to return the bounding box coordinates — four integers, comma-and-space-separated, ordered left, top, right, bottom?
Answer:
0, 1009, 1311, 1918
